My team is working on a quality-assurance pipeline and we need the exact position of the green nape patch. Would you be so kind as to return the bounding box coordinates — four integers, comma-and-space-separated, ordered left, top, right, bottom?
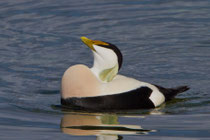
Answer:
99, 65, 118, 82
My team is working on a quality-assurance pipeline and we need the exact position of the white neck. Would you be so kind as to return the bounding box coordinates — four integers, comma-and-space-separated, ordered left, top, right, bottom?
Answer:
90, 46, 119, 82
91, 52, 104, 77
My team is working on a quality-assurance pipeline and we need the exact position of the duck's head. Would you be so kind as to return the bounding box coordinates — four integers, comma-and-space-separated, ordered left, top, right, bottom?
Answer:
81, 37, 123, 82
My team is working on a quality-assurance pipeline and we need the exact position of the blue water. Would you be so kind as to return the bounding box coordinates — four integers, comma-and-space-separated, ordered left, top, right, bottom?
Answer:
1, 0, 210, 139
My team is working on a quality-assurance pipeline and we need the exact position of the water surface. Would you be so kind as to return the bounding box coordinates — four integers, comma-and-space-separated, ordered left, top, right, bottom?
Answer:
1, 0, 210, 139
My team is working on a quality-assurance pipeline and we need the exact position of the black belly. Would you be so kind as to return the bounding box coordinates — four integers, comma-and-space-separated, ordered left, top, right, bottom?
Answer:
61, 86, 155, 111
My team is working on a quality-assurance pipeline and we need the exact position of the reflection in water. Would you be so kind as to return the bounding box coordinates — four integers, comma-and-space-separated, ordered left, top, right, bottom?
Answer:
60, 112, 155, 140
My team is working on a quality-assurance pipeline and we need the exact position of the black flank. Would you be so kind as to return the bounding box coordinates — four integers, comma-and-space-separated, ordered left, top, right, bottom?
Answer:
61, 87, 155, 111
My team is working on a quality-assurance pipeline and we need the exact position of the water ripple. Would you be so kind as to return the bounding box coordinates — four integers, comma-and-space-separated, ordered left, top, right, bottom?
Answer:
1, 0, 210, 139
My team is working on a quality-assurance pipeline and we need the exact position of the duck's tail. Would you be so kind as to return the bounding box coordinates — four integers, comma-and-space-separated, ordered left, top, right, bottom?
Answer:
155, 85, 190, 101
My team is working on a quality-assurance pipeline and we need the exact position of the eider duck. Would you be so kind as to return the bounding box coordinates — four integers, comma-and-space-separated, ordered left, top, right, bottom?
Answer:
61, 37, 189, 111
